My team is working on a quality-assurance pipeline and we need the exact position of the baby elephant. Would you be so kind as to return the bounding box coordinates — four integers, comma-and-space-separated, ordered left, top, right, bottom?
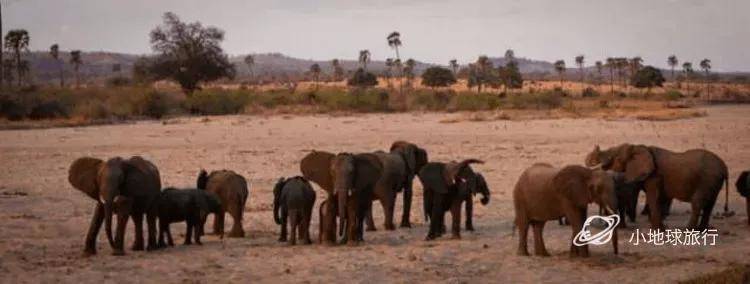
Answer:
273, 176, 316, 245
157, 188, 222, 247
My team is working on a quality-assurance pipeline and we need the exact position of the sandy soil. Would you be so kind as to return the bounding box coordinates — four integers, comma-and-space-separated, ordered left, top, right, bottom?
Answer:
0, 105, 749, 283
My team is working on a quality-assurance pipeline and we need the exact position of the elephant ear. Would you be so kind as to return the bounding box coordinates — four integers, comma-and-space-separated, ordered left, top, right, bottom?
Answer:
584, 145, 601, 167
554, 165, 594, 207
273, 177, 287, 197
197, 169, 209, 190
415, 147, 428, 173
445, 159, 484, 184
68, 157, 104, 201
300, 151, 335, 193
736, 171, 750, 198
353, 153, 383, 188
418, 163, 449, 194
623, 145, 654, 183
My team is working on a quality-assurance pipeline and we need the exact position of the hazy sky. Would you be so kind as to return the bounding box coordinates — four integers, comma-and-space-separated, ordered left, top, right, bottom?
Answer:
5, 0, 750, 71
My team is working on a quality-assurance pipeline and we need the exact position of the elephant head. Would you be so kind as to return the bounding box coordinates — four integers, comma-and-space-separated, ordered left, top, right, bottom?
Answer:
197, 169, 209, 190
390, 141, 429, 175
584, 144, 623, 169
420, 159, 485, 195
608, 144, 655, 184
331, 153, 383, 237
554, 165, 619, 254
273, 177, 288, 225
475, 173, 490, 205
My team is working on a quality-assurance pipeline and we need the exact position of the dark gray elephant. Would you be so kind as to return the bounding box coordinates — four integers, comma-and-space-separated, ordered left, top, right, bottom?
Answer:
389, 141, 429, 228
157, 188, 222, 247
417, 159, 486, 240
68, 156, 161, 256
197, 170, 249, 238
736, 171, 750, 225
589, 144, 729, 229
300, 151, 383, 245
364, 150, 407, 231
273, 176, 316, 245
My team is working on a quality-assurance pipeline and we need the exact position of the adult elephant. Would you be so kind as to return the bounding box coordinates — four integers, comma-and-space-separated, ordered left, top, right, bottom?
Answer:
389, 141, 428, 228
197, 169, 249, 238
736, 171, 750, 225
68, 156, 161, 256
364, 150, 407, 231
513, 163, 619, 257
586, 145, 672, 220
417, 159, 486, 240
590, 144, 729, 229
300, 151, 383, 245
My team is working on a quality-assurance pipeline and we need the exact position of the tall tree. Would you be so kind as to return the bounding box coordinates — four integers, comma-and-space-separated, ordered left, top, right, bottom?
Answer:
309, 63, 321, 88
605, 58, 616, 93
358, 49, 370, 71
70, 50, 82, 88
595, 60, 603, 85
384, 58, 394, 87
403, 58, 416, 86
387, 31, 402, 60
467, 55, 494, 93
4, 29, 29, 87
449, 59, 459, 75
146, 12, 235, 94
700, 58, 711, 98
504, 49, 515, 63
331, 59, 344, 81
575, 55, 585, 83
244, 54, 254, 83
667, 55, 678, 81
682, 61, 693, 94
50, 44, 64, 87
554, 60, 566, 88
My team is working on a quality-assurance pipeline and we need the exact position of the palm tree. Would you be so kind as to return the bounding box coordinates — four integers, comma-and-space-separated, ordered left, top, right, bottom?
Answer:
667, 55, 678, 81
331, 59, 343, 81
554, 60, 566, 88
244, 54, 254, 83
615, 57, 629, 87
605, 58, 616, 93
358, 50, 370, 71
449, 59, 459, 75
387, 32, 402, 60
682, 62, 693, 94
50, 44, 64, 87
385, 58, 394, 87
700, 58, 711, 99
628, 56, 643, 89
70, 50, 82, 88
595, 60, 603, 86
404, 58, 416, 86
4, 29, 30, 87
309, 63, 321, 88
575, 55, 585, 83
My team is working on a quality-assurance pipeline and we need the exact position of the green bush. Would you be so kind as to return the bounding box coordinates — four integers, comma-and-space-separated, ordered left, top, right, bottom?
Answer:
451, 92, 502, 111
663, 90, 684, 101
506, 91, 563, 109
186, 90, 250, 115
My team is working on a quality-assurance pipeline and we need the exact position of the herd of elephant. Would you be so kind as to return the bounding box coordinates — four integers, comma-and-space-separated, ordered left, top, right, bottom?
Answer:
67, 141, 750, 258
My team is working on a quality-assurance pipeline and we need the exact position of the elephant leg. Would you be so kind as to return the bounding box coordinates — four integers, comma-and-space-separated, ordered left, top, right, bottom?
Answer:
344, 199, 358, 245
289, 211, 299, 246
426, 193, 444, 240
279, 209, 288, 242
467, 195, 477, 229
213, 210, 225, 236
229, 209, 245, 238
184, 220, 193, 245
194, 217, 203, 245
113, 198, 132, 256
517, 219, 530, 256
365, 204, 377, 231
564, 207, 584, 257
131, 213, 145, 251
450, 200, 462, 239
698, 193, 717, 230
146, 209, 158, 250
423, 187, 433, 223
400, 179, 413, 228
166, 224, 174, 246
83, 203, 105, 256
644, 180, 665, 230
532, 221, 550, 257
383, 193, 396, 231
356, 194, 371, 242
157, 218, 167, 248
303, 211, 313, 245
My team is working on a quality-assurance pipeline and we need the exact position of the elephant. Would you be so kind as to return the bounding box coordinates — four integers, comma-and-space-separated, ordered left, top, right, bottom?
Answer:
389, 141, 429, 228
586, 145, 673, 220
196, 169, 249, 238
588, 144, 729, 230
68, 156, 161, 256
558, 171, 636, 228
513, 163, 619, 257
156, 188, 222, 247
417, 159, 487, 240
273, 176, 316, 245
736, 171, 750, 225
300, 151, 383, 245
364, 150, 408, 231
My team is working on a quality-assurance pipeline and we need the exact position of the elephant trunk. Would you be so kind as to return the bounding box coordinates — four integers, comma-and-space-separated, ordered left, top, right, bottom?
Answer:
337, 191, 348, 237
480, 190, 490, 205
604, 206, 619, 255
273, 195, 282, 225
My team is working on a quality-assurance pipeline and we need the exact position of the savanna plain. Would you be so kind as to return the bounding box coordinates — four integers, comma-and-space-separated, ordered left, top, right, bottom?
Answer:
0, 105, 749, 283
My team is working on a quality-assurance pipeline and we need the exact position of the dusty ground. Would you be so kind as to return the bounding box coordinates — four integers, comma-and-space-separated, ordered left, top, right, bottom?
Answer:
0, 105, 749, 283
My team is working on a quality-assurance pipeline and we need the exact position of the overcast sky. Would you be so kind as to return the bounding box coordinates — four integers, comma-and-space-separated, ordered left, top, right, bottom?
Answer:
5, 0, 749, 71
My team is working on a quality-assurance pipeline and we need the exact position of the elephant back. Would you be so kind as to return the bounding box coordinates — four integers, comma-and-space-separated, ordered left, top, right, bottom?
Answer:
68, 157, 104, 201
207, 170, 249, 202
126, 156, 162, 193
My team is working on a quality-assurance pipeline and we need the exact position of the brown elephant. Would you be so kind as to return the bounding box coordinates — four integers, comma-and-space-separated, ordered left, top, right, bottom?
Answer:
513, 163, 619, 257
300, 151, 383, 245
68, 156, 161, 256
273, 176, 316, 245
417, 159, 486, 240
588, 144, 729, 230
364, 151, 408, 231
736, 171, 750, 225
389, 141, 429, 228
196, 169, 249, 238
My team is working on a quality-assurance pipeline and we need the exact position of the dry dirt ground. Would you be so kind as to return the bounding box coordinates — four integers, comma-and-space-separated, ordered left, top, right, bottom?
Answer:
0, 105, 749, 283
